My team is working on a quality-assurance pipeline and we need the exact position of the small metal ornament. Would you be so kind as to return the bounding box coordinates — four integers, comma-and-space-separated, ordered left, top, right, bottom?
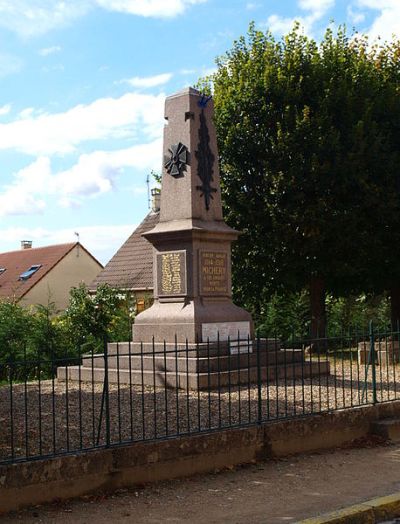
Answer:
198, 94, 212, 108
195, 109, 217, 210
164, 142, 188, 177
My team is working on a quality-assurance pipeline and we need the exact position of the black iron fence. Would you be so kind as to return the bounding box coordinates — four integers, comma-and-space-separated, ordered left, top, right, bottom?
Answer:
1, 323, 399, 465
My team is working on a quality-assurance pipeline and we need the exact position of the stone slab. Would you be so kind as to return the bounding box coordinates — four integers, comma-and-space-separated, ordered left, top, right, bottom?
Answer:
108, 337, 279, 356
58, 360, 330, 390
358, 347, 400, 366
62, 348, 305, 374
202, 321, 252, 354
201, 321, 251, 341
370, 418, 400, 441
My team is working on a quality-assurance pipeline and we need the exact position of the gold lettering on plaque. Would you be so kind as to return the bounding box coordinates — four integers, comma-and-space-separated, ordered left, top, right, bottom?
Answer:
200, 251, 228, 294
161, 253, 182, 294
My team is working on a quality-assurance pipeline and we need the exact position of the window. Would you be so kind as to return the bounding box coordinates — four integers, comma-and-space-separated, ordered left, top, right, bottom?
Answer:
19, 264, 42, 281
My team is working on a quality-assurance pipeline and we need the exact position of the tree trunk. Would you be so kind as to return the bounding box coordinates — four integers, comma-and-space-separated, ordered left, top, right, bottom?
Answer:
390, 286, 400, 331
310, 276, 326, 351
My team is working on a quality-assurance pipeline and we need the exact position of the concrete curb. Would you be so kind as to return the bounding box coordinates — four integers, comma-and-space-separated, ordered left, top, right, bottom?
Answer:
297, 492, 400, 523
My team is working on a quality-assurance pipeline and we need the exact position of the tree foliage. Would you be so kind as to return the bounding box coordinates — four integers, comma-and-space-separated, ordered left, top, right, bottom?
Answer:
256, 292, 389, 341
63, 283, 133, 351
200, 24, 400, 324
0, 284, 134, 380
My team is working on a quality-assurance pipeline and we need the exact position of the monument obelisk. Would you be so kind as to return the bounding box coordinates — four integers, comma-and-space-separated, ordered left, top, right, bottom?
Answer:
132, 87, 253, 345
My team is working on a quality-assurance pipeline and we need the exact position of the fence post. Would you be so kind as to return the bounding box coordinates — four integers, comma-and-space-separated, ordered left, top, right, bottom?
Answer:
256, 334, 262, 424
103, 334, 111, 447
370, 321, 377, 404
8, 354, 15, 459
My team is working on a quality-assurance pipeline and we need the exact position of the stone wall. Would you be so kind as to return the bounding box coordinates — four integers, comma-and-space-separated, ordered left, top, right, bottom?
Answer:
2, 401, 400, 514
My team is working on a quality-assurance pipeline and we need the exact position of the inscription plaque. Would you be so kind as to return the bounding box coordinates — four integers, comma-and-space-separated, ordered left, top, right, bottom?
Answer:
157, 251, 186, 296
200, 251, 228, 295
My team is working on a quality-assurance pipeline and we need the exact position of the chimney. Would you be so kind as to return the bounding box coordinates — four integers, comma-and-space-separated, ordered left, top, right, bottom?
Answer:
151, 188, 161, 212
21, 240, 32, 250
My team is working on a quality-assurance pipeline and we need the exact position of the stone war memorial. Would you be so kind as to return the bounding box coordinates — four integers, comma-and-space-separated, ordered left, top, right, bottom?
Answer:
133, 87, 252, 347
59, 87, 329, 389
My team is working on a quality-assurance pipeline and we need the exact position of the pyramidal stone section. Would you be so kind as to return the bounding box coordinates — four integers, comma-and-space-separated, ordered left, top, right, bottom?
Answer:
58, 88, 330, 390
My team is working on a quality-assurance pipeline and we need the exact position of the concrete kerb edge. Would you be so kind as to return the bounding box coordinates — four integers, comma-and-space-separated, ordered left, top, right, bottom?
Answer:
296, 491, 400, 524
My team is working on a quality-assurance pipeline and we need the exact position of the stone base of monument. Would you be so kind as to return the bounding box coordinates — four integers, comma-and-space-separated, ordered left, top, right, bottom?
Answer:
358, 343, 400, 366
57, 339, 330, 390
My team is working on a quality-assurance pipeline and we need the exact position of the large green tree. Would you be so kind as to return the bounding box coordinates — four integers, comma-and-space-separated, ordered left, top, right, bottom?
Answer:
201, 24, 400, 335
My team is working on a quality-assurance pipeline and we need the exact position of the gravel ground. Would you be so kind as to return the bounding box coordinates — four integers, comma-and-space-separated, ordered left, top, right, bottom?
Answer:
1, 357, 399, 463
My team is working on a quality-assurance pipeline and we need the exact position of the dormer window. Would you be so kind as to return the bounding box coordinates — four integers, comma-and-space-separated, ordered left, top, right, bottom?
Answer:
19, 264, 41, 281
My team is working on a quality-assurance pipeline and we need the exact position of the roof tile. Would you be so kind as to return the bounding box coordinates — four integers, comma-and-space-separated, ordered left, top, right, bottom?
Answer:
0, 243, 78, 300
90, 211, 159, 291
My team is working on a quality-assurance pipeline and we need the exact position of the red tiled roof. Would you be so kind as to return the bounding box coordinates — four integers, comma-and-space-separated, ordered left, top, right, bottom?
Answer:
90, 211, 159, 291
0, 243, 81, 300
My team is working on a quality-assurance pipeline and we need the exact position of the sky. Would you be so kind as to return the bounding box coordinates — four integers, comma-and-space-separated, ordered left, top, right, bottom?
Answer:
0, 0, 399, 265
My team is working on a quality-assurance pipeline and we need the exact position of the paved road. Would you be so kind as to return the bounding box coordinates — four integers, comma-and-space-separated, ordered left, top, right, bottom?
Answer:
2, 438, 400, 523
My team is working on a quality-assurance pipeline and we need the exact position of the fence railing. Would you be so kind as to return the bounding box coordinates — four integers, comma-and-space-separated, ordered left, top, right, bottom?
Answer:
1, 323, 399, 465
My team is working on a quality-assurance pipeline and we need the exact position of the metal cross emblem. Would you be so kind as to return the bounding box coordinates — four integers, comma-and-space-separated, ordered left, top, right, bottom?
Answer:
164, 142, 188, 177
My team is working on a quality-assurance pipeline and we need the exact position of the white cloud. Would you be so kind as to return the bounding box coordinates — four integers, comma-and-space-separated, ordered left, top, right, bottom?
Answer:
347, 5, 366, 25
0, 92, 164, 156
0, 104, 11, 116
94, 0, 206, 18
53, 141, 160, 204
0, 224, 136, 264
0, 0, 206, 37
0, 139, 162, 215
0, 87, 164, 219
63, 224, 137, 264
356, 0, 400, 41
18, 107, 35, 119
266, 14, 309, 35
41, 63, 65, 73
246, 2, 261, 10
121, 73, 173, 88
0, 194, 46, 217
357, 0, 394, 7
265, 0, 335, 37
54, 153, 118, 201
298, 0, 334, 15
53, 139, 162, 206
201, 66, 217, 76
0, 1, 91, 37
0, 157, 49, 216
39, 45, 62, 56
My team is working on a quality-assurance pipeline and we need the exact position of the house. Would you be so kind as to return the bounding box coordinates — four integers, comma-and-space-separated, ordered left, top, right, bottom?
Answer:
0, 241, 103, 311
90, 191, 160, 313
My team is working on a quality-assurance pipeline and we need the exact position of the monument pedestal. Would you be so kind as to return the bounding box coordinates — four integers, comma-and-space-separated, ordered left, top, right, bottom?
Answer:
132, 300, 252, 345
58, 340, 330, 390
